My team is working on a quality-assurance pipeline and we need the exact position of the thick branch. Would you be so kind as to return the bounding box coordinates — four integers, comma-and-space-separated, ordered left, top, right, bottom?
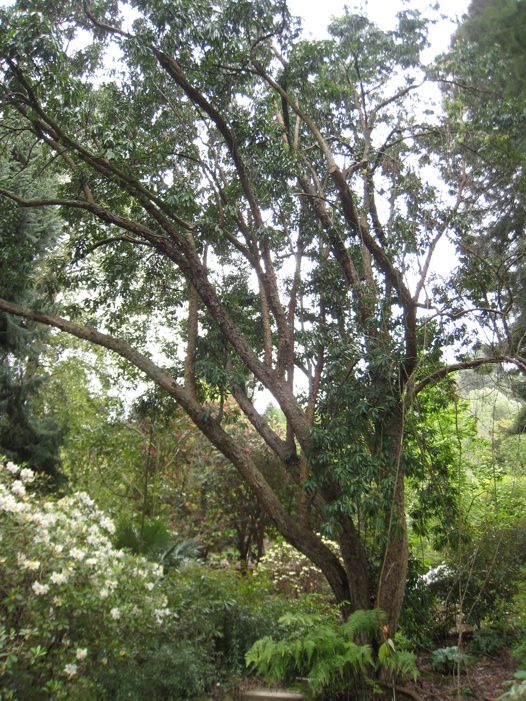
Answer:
406, 355, 526, 408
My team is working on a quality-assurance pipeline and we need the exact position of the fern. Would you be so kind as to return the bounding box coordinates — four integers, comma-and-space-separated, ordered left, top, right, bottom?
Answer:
341, 608, 385, 642
246, 608, 418, 695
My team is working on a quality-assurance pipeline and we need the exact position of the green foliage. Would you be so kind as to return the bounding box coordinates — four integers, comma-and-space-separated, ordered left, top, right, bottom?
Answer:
0, 458, 172, 699
398, 557, 440, 647
498, 670, 526, 701
3, 0, 526, 640
246, 609, 418, 695
471, 624, 507, 657
0, 455, 312, 699
255, 539, 336, 599
114, 517, 201, 569
0, 147, 65, 480
430, 646, 472, 675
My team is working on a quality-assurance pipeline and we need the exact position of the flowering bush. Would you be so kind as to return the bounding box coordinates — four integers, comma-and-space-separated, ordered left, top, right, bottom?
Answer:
0, 458, 174, 700
255, 539, 339, 600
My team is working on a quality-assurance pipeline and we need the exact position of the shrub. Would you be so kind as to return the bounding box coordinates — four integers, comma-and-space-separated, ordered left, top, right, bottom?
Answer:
498, 670, 526, 700
430, 646, 472, 675
0, 458, 178, 699
0, 458, 305, 699
246, 609, 418, 697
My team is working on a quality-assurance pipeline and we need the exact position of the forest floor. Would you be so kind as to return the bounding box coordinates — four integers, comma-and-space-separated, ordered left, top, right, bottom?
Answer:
231, 649, 518, 701
409, 648, 518, 701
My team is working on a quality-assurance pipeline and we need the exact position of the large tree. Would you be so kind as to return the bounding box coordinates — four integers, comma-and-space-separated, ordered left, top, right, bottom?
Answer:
0, 0, 522, 634
0, 145, 65, 478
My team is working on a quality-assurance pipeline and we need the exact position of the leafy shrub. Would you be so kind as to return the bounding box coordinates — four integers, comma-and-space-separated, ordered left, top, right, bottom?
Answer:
246, 609, 418, 697
1, 456, 305, 700
498, 670, 526, 700
470, 624, 507, 656
438, 515, 526, 630
0, 459, 175, 699
96, 638, 217, 700
115, 516, 200, 569
399, 557, 444, 647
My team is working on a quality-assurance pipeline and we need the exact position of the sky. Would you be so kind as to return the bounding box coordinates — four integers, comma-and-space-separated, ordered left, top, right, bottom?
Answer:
290, 0, 471, 54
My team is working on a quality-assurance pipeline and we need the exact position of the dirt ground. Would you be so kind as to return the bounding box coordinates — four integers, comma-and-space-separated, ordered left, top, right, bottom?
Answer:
402, 649, 518, 701
232, 650, 519, 701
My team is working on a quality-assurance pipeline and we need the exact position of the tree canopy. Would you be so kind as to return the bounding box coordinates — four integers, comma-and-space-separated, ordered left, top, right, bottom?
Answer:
1, 0, 524, 634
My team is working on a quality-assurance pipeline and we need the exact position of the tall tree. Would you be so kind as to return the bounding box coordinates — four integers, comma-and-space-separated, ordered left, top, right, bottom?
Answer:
438, 0, 526, 419
0, 146, 65, 479
441, 0, 526, 336
0, 0, 522, 635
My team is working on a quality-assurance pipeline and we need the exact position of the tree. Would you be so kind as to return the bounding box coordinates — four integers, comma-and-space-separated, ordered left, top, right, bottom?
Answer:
0, 145, 65, 479
438, 0, 526, 359
1, 0, 523, 636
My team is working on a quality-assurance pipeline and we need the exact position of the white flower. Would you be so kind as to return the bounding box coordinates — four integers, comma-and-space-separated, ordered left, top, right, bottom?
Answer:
99, 516, 115, 534
85, 558, 98, 567
64, 663, 78, 678
144, 582, 155, 591
99, 588, 109, 600
11, 480, 26, 497
5, 461, 19, 474
41, 514, 56, 528
0, 493, 28, 513
421, 563, 452, 585
78, 492, 94, 507
76, 648, 88, 660
110, 607, 121, 620
24, 560, 40, 571
154, 607, 170, 624
50, 571, 68, 585
32, 581, 50, 596
19, 468, 35, 483
69, 547, 85, 561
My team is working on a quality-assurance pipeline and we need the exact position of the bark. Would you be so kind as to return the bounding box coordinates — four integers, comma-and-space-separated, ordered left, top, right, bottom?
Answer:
184, 281, 199, 398
376, 409, 409, 637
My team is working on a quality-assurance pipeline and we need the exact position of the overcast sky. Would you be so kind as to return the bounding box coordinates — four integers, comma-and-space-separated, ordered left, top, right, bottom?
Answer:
289, 0, 471, 56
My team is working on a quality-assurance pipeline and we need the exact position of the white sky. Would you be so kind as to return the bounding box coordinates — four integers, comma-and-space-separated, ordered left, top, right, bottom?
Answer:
289, 0, 470, 54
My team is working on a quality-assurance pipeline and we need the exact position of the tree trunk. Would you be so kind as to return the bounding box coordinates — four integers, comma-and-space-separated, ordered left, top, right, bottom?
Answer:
376, 409, 409, 637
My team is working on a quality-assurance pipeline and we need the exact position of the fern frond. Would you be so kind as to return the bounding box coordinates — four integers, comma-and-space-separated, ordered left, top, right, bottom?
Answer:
342, 608, 384, 641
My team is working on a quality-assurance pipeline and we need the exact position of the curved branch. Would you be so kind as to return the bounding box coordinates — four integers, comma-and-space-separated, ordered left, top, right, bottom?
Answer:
406, 355, 526, 408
